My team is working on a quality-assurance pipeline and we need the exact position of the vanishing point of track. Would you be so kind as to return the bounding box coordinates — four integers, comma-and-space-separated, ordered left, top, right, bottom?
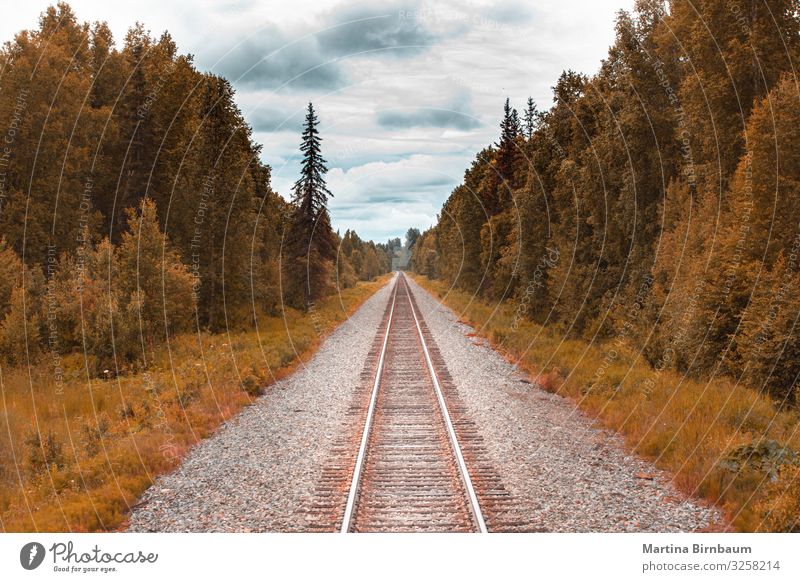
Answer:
339, 273, 487, 533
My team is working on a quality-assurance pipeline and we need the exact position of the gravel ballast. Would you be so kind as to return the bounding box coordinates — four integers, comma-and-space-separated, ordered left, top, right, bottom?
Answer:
129, 273, 721, 532
128, 278, 396, 532
404, 276, 721, 532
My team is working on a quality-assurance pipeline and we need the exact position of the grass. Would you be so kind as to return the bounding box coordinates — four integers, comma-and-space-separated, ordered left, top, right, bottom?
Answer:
410, 274, 800, 532
0, 275, 391, 532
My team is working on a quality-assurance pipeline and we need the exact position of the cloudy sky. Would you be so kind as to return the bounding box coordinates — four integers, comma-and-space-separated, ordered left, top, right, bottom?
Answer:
1, 0, 632, 242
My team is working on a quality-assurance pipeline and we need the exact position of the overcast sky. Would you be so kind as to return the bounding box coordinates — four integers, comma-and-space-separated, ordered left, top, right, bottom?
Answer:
1, 0, 633, 243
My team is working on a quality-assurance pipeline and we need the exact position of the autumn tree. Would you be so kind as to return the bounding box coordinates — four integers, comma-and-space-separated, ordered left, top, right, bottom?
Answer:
115, 197, 197, 363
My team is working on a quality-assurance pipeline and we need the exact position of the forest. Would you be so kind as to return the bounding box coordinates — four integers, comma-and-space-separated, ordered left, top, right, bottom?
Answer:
0, 3, 392, 375
412, 0, 800, 409
410, 0, 800, 531
0, 3, 391, 530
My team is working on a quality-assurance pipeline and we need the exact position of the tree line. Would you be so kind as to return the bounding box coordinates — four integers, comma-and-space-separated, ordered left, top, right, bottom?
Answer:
411, 0, 800, 406
0, 3, 390, 376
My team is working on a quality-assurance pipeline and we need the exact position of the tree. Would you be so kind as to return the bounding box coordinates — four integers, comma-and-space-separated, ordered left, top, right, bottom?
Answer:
362, 245, 380, 281
0, 266, 44, 367
523, 96, 538, 139
0, 4, 387, 376
405, 228, 421, 249
657, 0, 800, 188
285, 103, 336, 309
0, 239, 23, 318
116, 197, 197, 361
410, 0, 800, 395
737, 254, 800, 406
410, 229, 439, 279
496, 98, 519, 190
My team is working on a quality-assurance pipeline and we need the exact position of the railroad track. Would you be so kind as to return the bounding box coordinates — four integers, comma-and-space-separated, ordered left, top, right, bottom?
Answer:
307, 273, 520, 532
338, 273, 487, 533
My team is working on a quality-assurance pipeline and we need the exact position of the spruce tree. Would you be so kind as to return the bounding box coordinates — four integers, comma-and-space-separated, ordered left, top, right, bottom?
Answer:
493, 98, 519, 211
523, 96, 538, 139
285, 103, 336, 309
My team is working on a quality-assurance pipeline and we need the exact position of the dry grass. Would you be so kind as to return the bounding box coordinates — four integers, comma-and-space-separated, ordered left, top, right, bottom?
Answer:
411, 275, 800, 532
0, 275, 391, 532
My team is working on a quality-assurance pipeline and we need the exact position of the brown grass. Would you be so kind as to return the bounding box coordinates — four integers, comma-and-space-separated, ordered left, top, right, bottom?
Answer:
0, 275, 391, 532
411, 274, 800, 532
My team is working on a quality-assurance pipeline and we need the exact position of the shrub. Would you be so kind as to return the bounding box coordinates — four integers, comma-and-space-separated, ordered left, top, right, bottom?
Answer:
116, 197, 198, 349
240, 367, 265, 396
0, 281, 43, 366
80, 413, 111, 458
0, 237, 23, 316
756, 463, 800, 532
24, 430, 66, 476
719, 440, 798, 480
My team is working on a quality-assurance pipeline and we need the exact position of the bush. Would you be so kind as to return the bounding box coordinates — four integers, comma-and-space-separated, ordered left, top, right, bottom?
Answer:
79, 413, 111, 458
757, 463, 800, 532
25, 430, 66, 476
240, 366, 265, 396
116, 197, 198, 349
0, 275, 44, 366
719, 440, 798, 480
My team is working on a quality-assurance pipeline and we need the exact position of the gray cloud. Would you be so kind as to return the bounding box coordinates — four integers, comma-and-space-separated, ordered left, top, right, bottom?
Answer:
376, 107, 481, 130
0, 0, 635, 244
326, 150, 408, 170
375, 86, 482, 131
214, 30, 346, 89
210, 1, 438, 91
249, 105, 305, 132
317, 4, 436, 55
481, 0, 537, 25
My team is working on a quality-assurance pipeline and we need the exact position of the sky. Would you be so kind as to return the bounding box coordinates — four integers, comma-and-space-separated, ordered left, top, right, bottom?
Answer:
0, 0, 633, 243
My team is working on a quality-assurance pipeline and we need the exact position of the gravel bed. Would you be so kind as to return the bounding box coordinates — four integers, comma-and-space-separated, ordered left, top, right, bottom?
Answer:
405, 277, 723, 532
127, 276, 396, 532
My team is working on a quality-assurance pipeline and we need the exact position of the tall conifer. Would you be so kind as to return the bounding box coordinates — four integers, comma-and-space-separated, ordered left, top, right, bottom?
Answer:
523, 97, 538, 139
285, 103, 336, 308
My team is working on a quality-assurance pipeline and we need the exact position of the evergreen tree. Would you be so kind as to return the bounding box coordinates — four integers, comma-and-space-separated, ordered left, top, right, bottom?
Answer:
510, 106, 522, 137
523, 96, 538, 139
285, 103, 336, 308
492, 98, 520, 212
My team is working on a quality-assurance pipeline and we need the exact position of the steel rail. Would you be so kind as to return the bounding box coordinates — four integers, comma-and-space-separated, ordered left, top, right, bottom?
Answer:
340, 273, 487, 533
340, 275, 399, 533
402, 273, 488, 533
